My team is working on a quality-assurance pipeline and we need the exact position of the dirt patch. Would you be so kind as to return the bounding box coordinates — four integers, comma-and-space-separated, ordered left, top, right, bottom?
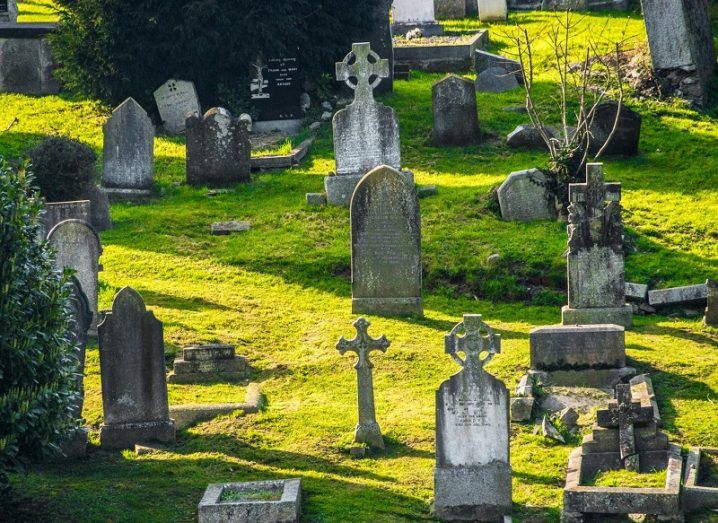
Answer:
700, 452, 718, 487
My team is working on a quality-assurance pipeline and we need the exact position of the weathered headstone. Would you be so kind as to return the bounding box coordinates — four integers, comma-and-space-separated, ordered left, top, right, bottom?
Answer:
435, 314, 511, 521
250, 55, 304, 134
336, 318, 390, 451
185, 108, 251, 186
366, 0, 394, 95
47, 219, 102, 336
392, 0, 444, 37
102, 97, 155, 198
497, 169, 556, 222
475, 66, 519, 93
40, 200, 91, 240
98, 287, 175, 449
705, 280, 718, 327
153, 79, 202, 134
562, 163, 632, 327
640, 0, 715, 107
432, 75, 481, 146
351, 165, 422, 317
435, 0, 466, 18
0, 0, 17, 23
589, 102, 641, 156
327, 42, 403, 206
475, 50, 524, 84
0, 24, 60, 95
168, 344, 249, 384
478, 0, 507, 21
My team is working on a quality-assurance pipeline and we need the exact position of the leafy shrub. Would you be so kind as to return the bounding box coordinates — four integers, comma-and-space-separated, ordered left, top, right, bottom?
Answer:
0, 160, 79, 487
27, 137, 97, 203
50, 0, 386, 110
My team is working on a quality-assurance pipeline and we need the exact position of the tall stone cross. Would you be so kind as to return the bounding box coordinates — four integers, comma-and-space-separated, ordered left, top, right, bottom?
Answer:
336, 42, 390, 105
336, 317, 390, 449
596, 383, 653, 472
444, 314, 501, 372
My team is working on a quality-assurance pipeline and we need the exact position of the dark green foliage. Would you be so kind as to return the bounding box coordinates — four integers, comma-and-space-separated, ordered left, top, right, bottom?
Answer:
50, 0, 385, 110
0, 161, 79, 487
27, 137, 97, 203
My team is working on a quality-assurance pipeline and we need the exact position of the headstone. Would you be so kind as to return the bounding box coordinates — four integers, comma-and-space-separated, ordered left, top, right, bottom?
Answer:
0, 25, 60, 95
506, 124, 559, 149
530, 325, 626, 371
640, 0, 715, 107
40, 200, 91, 239
562, 163, 632, 328
47, 219, 102, 336
475, 50, 524, 84
327, 42, 402, 206
705, 280, 718, 327
366, 0, 394, 95
0, 0, 17, 23
435, 0, 466, 18
435, 314, 511, 521
432, 75, 481, 146
478, 0, 507, 20
625, 282, 648, 302
336, 318, 390, 450
185, 108, 251, 186
497, 169, 556, 222
98, 287, 175, 449
153, 79, 202, 134
168, 344, 249, 384
102, 98, 155, 197
250, 55, 304, 134
589, 102, 641, 156
475, 66, 519, 93
392, 0, 444, 37
351, 165, 422, 317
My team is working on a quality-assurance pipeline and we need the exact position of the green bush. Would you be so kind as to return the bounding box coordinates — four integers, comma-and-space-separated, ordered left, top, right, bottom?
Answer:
0, 160, 79, 487
27, 137, 97, 203
50, 0, 385, 110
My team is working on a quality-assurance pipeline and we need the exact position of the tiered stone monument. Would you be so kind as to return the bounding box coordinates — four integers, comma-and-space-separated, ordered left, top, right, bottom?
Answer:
186, 108, 251, 186
432, 75, 481, 147
336, 318, 391, 452
153, 79, 202, 134
562, 163, 632, 327
168, 344, 249, 384
478, 0, 507, 21
351, 165, 422, 317
705, 279, 718, 327
327, 42, 405, 206
0, 0, 17, 23
391, 0, 443, 37
102, 97, 155, 199
434, 314, 511, 522
98, 287, 175, 449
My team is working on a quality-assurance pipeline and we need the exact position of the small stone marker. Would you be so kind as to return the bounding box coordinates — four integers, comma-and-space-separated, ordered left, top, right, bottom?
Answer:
351, 165, 422, 317
0, 0, 17, 23
186, 107, 251, 186
102, 97, 155, 197
336, 318, 390, 451
153, 79, 202, 134
47, 219, 102, 336
497, 169, 556, 222
478, 0, 507, 21
392, 0, 443, 36
562, 163, 632, 327
432, 75, 481, 146
98, 287, 175, 449
435, 314, 511, 521
327, 42, 402, 206
705, 280, 718, 327
168, 344, 249, 384
210, 221, 251, 235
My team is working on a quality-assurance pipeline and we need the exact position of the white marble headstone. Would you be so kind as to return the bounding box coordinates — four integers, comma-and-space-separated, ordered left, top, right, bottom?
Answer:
392, 0, 436, 24
478, 0, 507, 21
153, 79, 201, 134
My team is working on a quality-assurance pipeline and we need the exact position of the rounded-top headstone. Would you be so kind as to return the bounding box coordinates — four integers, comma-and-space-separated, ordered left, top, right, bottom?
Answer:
432, 74, 481, 146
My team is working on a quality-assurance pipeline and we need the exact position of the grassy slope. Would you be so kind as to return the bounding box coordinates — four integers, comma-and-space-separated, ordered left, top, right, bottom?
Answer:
2, 8, 718, 523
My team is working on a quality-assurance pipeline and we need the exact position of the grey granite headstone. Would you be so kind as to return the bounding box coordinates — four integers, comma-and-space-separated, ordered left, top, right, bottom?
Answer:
435, 0, 466, 18
186, 107, 251, 186
47, 219, 102, 336
435, 314, 511, 521
0, 1, 17, 24
705, 280, 718, 327
392, 0, 444, 36
40, 200, 91, 239
589, 102, 641, 156
475, 66, 520, 93
432, 75, 481, 146
562, 163, 632, 327
351, 165, 422, 317
153, 79, 202, 134
102, 97, 154, 196
497, 169, 556, 222
475, 50, 524, 84
98, 287, 175, 449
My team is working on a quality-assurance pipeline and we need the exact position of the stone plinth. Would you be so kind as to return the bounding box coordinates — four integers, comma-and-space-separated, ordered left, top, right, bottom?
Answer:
530, 325, 625, 371
198, 479, 301, 523
168, 344, 249, 384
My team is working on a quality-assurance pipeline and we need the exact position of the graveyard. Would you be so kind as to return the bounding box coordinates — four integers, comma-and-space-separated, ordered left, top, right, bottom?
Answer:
0, 1, 718, 522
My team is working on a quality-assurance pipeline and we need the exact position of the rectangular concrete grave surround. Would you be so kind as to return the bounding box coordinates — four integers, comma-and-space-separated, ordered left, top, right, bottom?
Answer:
478, 0, 507, 21
153, 79, 202, 134
98, 287, 175, 449
683, 447, 718, 512
562, 164, 632, 328
350, 165, 422, 316
39, 200, 91, 240
0, 0, 17, 23
0, 23, 59, 95
705, 280, 718, 326
435, 315, 511, 521
168, 343, 249, 384
648, 283, 708, 307
250, 54, 303, 132
394, 30, 487, 73
498, 169, 556, 222
392, 0, 444, 36
198, 479, 301, 523
432, 75, 481, 146
435, 0, 466, 18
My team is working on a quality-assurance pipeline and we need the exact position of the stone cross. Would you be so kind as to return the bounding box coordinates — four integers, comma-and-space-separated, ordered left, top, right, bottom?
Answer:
596, 383, 653, 471
336, 317, 390, 449
444, 314, 501, 372
336, 42, 390, 105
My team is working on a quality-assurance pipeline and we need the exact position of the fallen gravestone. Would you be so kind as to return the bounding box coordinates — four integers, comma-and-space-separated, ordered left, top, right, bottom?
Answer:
432, 75, 481, 146
154, 79, 202, 134
625, 282, 648, 302
705, 280, 718, 327
198, 479, 301, 523
168, 344, 249, 383
589, 102, 641, 156
186, 108, 251, 186
392, 0, 443, 36
98, 287, 175, 449
102, 97, 155, 199
506, 124, 559, 149
210, 221, 251, 235
497, 169, 555, 222
475, 66, 519, 93
351, 165, 422, 317
435, 314, 511, 521
478, 0, 507, 21
0, 0, 17, 23
648, 283, 707, 307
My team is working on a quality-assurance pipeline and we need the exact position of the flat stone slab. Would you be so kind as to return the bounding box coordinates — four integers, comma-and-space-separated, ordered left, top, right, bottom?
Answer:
198, 479, 301, 523
102, 187, 152, 201
210, 221, 251, 235
683, 447, 718, 512
530, 324, 626, 371
170, 384, 265, 430
648, 283, 708, 307
251, 137, 314, 171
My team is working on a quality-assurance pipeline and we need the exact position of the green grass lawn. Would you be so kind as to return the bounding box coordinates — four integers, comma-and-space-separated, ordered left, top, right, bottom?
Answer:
2, 10, 718, 523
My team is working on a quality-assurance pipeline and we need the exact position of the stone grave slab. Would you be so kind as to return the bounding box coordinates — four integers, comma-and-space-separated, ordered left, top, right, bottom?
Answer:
198, 479, 301, 523
392, 0, 444, 36
210, 221, 251, 235
432, 74, 481, 146
648, 283, 707, 307
153, 79, 201, 134
625, 282, 648, 302
497, 169, 555, 222
168, 344, 249, 384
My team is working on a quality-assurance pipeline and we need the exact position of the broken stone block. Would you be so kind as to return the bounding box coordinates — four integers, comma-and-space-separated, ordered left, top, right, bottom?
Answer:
648, 283, 707, 307
558, 407, 579, 429
511, 397, 535, 422
515, 374, 534, 397
541, 415, 565, 443
625, 282, 648, 302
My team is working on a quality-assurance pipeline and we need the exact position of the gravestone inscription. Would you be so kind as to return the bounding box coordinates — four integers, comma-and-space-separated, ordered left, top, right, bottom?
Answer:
250, 55, 303, 126
153, 79, 201, 134
432, 75, 481, 146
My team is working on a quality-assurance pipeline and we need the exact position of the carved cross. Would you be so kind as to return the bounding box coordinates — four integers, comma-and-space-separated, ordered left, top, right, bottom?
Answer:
596, 383, 653, 471
336, 42, 390, 104
445, 314, 501, 372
